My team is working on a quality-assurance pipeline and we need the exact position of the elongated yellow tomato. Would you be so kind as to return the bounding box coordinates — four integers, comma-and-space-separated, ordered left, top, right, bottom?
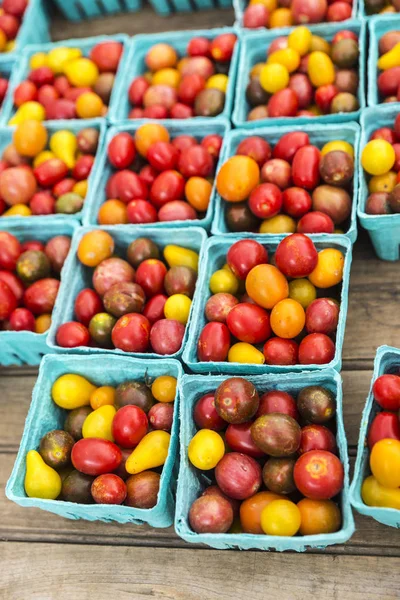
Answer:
64, 58, 99, 87
228, 342, 265, 364
310, 35, 331, 55
188, 429, 225, 470
267, 48, 300, 73
47, 47, 82, 74
361, 475, 400, 509
307, 51, 335, 87
164, 245, 199, 272
25, 450, 62, 500
370, 438, 400, 488
9, 101, 46, 125
82, 405, 116, 441
52, 374, 96, 410
378, 42, 400, 71
288, 26, 312, 56
126, 430, 171, 474
50, 130, 77, 169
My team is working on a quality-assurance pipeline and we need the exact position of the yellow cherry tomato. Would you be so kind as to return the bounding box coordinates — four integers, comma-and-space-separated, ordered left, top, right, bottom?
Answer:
310, 35, 331, 55
30, 52, 48, 69
308, 51, 335, 87
76, 92, 104, 119
82, 405, 116, 441
308, 248, 344, 289
228, 342, 265, 364
210, 268, 239, 295
126, 430, 170, 474
25, 450, 62, 500
90, 386, 116, 410
73, 180, 88, 197
378, 42, 400, 71
288, 26, 312, 57
361, 475, 400, 509
362, 140, 395, 176
47, 47, 82, 74
206, 74, 229, 93
370, 438, 400, 488
151, 375, 177, 403
188, 429, 225, 470
50, 130, 78, 168
261, 499, 301, 536
52, 374, 96, 409
3, 204, 32, 217
289, 278, 317, 308
269, 7, 293, 28
164, 293, 192, 324
35, 314, 51, 334
164, 244, 199, 272
270, 298, 305, 339
259, 63, 289, 94
152, 67, 181, 88
9, 101, 46, 125
268, 48, 300, 73
64, 57, 99, 87
369, 171, 397, 194
321, 140, 354, 159
259, 215, 296, 234
33, 150, 55, 168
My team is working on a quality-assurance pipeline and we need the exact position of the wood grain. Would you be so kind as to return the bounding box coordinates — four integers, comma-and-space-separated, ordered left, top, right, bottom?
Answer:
2, 542, 400, 600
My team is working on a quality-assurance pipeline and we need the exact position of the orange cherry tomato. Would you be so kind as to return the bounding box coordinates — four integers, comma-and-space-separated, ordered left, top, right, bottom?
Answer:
216, 156, 260, 202
134, 123, 170, 157
90, 386, 116, 410
246, 264, 289, 309
35, 313, 51, 333
13, 121, 48, 157
297, 498, 341, 535
270, 298, 305, 339
240, 491, 284, 534
98, 199, 128, 225
77, 230, 115, 267
185, 177, 213, 212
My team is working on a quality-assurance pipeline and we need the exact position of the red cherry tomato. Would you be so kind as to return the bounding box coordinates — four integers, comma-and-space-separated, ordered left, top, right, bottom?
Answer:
112, 405, 149, 448
111, 313, 151, 352
305, 298, 339, 335
106, 170, 148, 203
282, 187, 312, 219
29, 66, 54, 87
299, 425, 337, 454
193, 392, 226, 431
135, 259, 167, 297
143, 294, 168, 324
128, 76, 150, 106
158, 200, 197, 222
91, 474, 127, 504
178, 74, 206, 105
226, 239, 268, 280
373, 375, 400, 411
236, 136, 271, 167
188, 37, 211, 57
294, 450, 344, 500
0, 280, 17, 319
150, 318, 185, 355
150, 170, 185, 207
288, 73, 313, 109
273, 132, 310, 164
299, 333, 335, 365
248, 183, 282, 219
275, 233, 318, 278
30, 192, 55, 215
34, 159, 69, 188
226, 423, 265, 458
197, 322, 231, 361
14, 81, 37, 107
21, 241, 45, 252
72, 155, 94, 181
56, 321, 90, 348
0, 231, 21, 270
297, 211, 335, 234
172, 135, 197, 152
367, 412, 400, 449
23, 278, 60, 315
256, 390, 299, 420
0, 271, 24, 303
127, 200, 158, 224
139, 165, 159, 187
226, 302, 271, 344
178, 145, 214, 178
9, 307, 35, 331
210, 33, 237, 62
53, 178, 76, 198
71, 438, 122, 476
108, 133, 136, 169
268, 89, 298, 118
74, 288, 103, 326
292, 145, 321, 190
263, 337, 299, 365
90, 40, 123, 73
315, 84, 339, 113
201, 134, 223, 159
147, 141, 179, 172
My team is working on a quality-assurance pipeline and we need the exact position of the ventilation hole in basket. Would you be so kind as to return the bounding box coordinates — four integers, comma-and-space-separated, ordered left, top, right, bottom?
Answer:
74, 2, 87, 18
96, 0, 107, 15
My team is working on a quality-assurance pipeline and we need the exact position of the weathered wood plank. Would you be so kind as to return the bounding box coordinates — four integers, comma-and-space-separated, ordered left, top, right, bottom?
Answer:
2, 542, 400, 600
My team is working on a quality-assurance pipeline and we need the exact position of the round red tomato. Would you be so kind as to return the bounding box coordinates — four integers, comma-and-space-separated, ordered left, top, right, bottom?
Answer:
294, 450, 344, 500
225, 423, 265, 458
112, 405, 149, 448
226, 302, 271, 344
91, 474, 127, 505
74, 288, 103, 326
248, 183, 283, 219
368, 411, 400, 449
143, 294, 167, 324
275, 233, 318, 278
150, 171, 185, 207
112, 313, 151, 352
298, 333, 335, 365
297, 211, 335, 234
127, 199, 158, 224
56, 321, 90, 347
299, 425, 337, 454
373, 374, 400, 411
147, 141, 179, 172
9, 307, 35, 331
150, 318, 185, 355
197, 322, 231, 362
193, 392, 226, 431
135, 259, 167, 297
282, 187, 312, 219
0, 231, 21, 270
23, 278, 60, 315
256, 390, 299, 420
107, 132, 136, 169
178, 145, 214, 178
263, 337, 299, 365
0, 280, 17, 319
226, 239, 268, 280
71, 438, 122, 476
273, 131, 310, 163
0, 271, 24, 304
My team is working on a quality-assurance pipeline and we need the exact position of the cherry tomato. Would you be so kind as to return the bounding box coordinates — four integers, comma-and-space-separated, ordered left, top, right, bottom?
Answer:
127, 200, 158, 224
143, 294, 168, 324
210, 33, 237, 62
261, 499, 301, 536
292, 145, 321, 190
112, 405, 149, 448
150, 318, 185, 355
74, 288, 103, 326
298, 498, 341, 535
197, 322, 231, 362
178, 145, 214, 178
158, 200, 197, 222
111, 313, 151, 352
226, 423, 265, 458
108, 133, 136, 169
270, 298, 305, 339
147, 141, 179, 171
236, 136, 271, 166
188, 429, 225, 470
0, 232, 21, 270
90, 40, 123, 73
215, 452, 262, 500
246, 264, 288, 309
299, 424, 337, 454
188, 37, 211, 57
34, 159, 69, 188
282, 187, 312, 218
91, 474, 127, 505
240, 491, 284, 534
297, 211, 335, 234
227, 302, 271, 344
273, 131, 310, 163
72, 155, 94, 181
9, 307, 35, 331
361, 475, 400, 510
256, 390, 299, 420
373, 374, 400, 411
201, 134, 223, 159
308, 248, 344, 289
0, 280, 17, 319
23, 278, 60, 315
216, 156, 260, 203
77, 230, 114, 268
248, 183, 283, 219
275, 234, 318, 278
135, 259, 167, 297
294, 450, 344, 499
368, 412, 400, 449
227, 239, 268, 280
71, 438, 122, 476
0, 271, 24, 304
56, 321, 90, 348
193, 392, 226, 431
299, 333, 335, 365
268, 89, 298, 118
305, 298, 339, 335
370, 438, 400, 488
150, 170, 185, 207
106, 170, 148, 203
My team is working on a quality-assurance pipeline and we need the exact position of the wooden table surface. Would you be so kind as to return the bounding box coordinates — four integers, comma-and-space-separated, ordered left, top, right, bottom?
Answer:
1, 6, 400, 599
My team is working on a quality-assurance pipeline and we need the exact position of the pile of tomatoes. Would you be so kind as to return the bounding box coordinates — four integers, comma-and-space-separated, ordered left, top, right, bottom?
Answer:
361, 115, 400, 215
245, 27, 359, 122
0, 230, 71, 333
216, 132, 354, 234
187, 377, 344, 537
197, 235, 344, 366
0, 120, 98, 218
25, 372, 176, 506
98, 123, 222, 225
56, 229, 199, 355
11, 40, 123, 122
242, 0, 353, 29
128, 33, 237, 120
361, 373, 400, 510
376, 31, 400, 103
0, 0, 28, 53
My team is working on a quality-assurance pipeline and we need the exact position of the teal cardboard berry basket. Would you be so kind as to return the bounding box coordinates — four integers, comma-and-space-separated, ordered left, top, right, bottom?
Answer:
175, 368, 355, 550
350, 345, 400, 528
108, 28, 240, 123
1, 34, 129, 126
0, 119, 106, 226
183, 233, 352, 374
358, 105, 400, 261
211, 121, 360, 242
0, 54, 17, 118
50, 0, 141, 20
6, 353, 182, 527
47, 225, 207, 360
82, 118, 230, 230
5, 0, 50, 54
232, 20, 365, 128
0, 218, 78, 366
367, 15, 400, 106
